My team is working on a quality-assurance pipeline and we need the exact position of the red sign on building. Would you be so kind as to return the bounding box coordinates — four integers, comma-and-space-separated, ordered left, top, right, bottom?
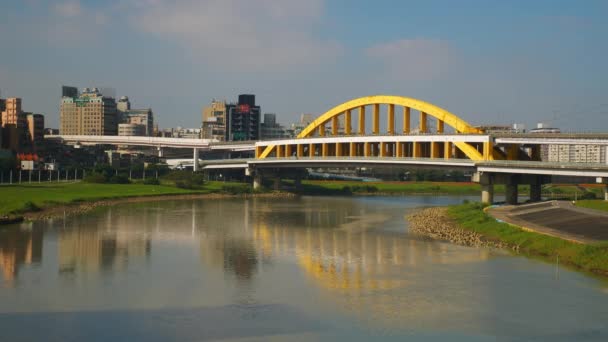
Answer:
238, 104, 250, 113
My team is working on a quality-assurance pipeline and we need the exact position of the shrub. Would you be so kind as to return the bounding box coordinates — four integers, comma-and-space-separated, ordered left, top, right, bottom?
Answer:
83, 173, 107, 183
21, 201, 41, 212
581, 192, 596, 200
175, 180, 194, 189
221, 184, 252, 194
143, 178, 160, 185
340, 186, 353, 195
109, 175, 130, 184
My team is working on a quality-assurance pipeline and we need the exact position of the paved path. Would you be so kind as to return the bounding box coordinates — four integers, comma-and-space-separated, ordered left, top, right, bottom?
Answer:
487, 201, 608, 244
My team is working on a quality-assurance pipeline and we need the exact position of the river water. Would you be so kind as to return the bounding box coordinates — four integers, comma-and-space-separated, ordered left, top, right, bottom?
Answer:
1, 195, 607, 341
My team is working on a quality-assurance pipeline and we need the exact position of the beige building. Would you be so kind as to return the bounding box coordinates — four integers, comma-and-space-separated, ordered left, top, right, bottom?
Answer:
118, 123, 146, 136
202, 100, 227, 140
26, 113, 44, 151
1, 97, 23, 127
60, 88, 118, 135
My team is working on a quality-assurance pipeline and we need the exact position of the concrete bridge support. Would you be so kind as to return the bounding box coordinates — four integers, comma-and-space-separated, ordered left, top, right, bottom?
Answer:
473, 172, 494, 204
529, 176, 543, 202
596, 178, 608, 201
505, 175, 519, 205
253, 173, 263, 190
193, 148, 200, 172
294, 174, 302, 191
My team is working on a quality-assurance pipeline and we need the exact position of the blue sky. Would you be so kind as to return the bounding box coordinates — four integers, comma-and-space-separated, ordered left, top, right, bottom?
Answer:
0, 0, 607, 131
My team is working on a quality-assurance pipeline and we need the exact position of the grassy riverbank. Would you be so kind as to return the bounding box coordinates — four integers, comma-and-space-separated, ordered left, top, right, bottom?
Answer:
0, 181, 250, 216
298, 180, 484, 195
575, 199, 608, 212
447, 202, 608, 276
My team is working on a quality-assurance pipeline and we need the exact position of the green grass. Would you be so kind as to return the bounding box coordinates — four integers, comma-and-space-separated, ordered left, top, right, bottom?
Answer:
301, 180, 483, 195
448, 202, 608, 276
575, 200, 608, 212
0, 181, 249, 216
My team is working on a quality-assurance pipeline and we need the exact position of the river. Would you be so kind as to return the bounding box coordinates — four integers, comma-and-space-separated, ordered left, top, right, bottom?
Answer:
1, 195, 607, 341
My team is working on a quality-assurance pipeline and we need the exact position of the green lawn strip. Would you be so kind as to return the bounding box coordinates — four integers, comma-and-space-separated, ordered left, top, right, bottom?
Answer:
0, 181, 257, 216
301, 180, 483, 195
575, 200, 608, 212
448, 203, 608, 276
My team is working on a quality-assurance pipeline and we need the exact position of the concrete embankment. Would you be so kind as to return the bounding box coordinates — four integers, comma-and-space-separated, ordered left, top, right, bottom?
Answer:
488, 201, 608, 244
407, 207, 510, 249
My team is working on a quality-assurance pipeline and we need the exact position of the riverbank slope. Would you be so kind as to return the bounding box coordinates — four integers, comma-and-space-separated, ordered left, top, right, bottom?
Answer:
408, 203, 608, 277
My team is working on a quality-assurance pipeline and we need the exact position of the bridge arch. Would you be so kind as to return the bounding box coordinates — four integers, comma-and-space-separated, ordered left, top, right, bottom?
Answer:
257, 95, 491, 161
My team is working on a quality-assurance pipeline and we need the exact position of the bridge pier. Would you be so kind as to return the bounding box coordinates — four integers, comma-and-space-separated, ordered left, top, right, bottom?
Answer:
273, 178, 281, 191
505, 175, 519, 205
473, 172, 494, 204
193, 148, 200, 172
158, 147, 164, 157
294, 174, 302, 191
253, 173, 263, 190
529, 176, 543, 202
596, 178, 608, 201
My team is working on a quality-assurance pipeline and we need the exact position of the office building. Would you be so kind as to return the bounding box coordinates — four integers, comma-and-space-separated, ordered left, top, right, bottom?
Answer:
1, 97, 36, 152
117, 96, 131, 113
121, 109, 154, 136
116, 96, 154, 136
225, 94, 260, 141
290, 113, 316, 137
26, 113, 44, 151
118, 123, 146, 136
202, 100, 227, 141
261, 113, 289, 140
60, 87, 118, 135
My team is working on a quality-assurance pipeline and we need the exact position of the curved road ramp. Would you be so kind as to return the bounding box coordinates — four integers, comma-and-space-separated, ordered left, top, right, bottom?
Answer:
488, 201, 608, 244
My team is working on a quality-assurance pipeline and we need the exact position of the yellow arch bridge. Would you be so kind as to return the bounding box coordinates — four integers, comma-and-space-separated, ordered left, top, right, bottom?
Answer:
255, 95, 517, 162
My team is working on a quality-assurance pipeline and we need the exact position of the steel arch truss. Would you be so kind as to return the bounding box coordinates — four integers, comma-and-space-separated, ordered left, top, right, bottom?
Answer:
257, 95, 494, 161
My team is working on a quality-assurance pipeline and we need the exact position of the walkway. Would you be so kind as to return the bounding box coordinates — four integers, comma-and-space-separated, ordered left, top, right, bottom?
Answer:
487, 201, 608, 244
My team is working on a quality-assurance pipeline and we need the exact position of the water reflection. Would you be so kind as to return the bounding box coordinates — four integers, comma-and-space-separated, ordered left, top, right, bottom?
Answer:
58, 209, 151, 275
0, 226, 43, 284
2, 196, 608, 340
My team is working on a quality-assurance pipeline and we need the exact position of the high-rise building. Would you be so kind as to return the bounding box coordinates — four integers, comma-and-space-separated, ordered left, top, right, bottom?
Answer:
116, 95, 154, 136
0, 97, 5, 148
1, 97, 29, 151
261, 113, 288, 140
60, 87, 118, 135
225, 94, 260, 141
118, 123, 146, 136
26, 113, 44, 151
120, 109, 154, 136
1, 98, 22, 127
117, 96, 131, 113
202, 100, 227, 141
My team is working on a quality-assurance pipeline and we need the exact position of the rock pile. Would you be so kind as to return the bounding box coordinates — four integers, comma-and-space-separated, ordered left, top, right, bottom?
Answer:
407, 207, 508, 249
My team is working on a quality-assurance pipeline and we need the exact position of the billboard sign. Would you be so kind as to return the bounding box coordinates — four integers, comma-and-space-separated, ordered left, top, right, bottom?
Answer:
238, 104, 250, 113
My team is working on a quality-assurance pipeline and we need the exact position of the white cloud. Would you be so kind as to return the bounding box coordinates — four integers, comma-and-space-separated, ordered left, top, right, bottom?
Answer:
366, 39, 455, 81
53, 1, 82, 17
129, 0, 342, 71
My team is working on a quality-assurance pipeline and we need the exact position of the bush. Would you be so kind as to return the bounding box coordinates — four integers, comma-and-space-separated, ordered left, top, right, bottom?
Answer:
580, 192, 596, 200
175, 180, 194, 189
84, 173, 107, 183
21, 201, 41, 212
108, 175, 130, 184
341, 186, 353, 195
221, 184, 252, 194
143, 178, 160, 185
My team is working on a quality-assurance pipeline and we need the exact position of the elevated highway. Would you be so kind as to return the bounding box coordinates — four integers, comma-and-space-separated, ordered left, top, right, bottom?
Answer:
47, 95, 608, 203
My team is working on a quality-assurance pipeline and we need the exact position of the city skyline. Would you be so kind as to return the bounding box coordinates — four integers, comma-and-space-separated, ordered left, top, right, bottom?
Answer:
1, 0, 607, 131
